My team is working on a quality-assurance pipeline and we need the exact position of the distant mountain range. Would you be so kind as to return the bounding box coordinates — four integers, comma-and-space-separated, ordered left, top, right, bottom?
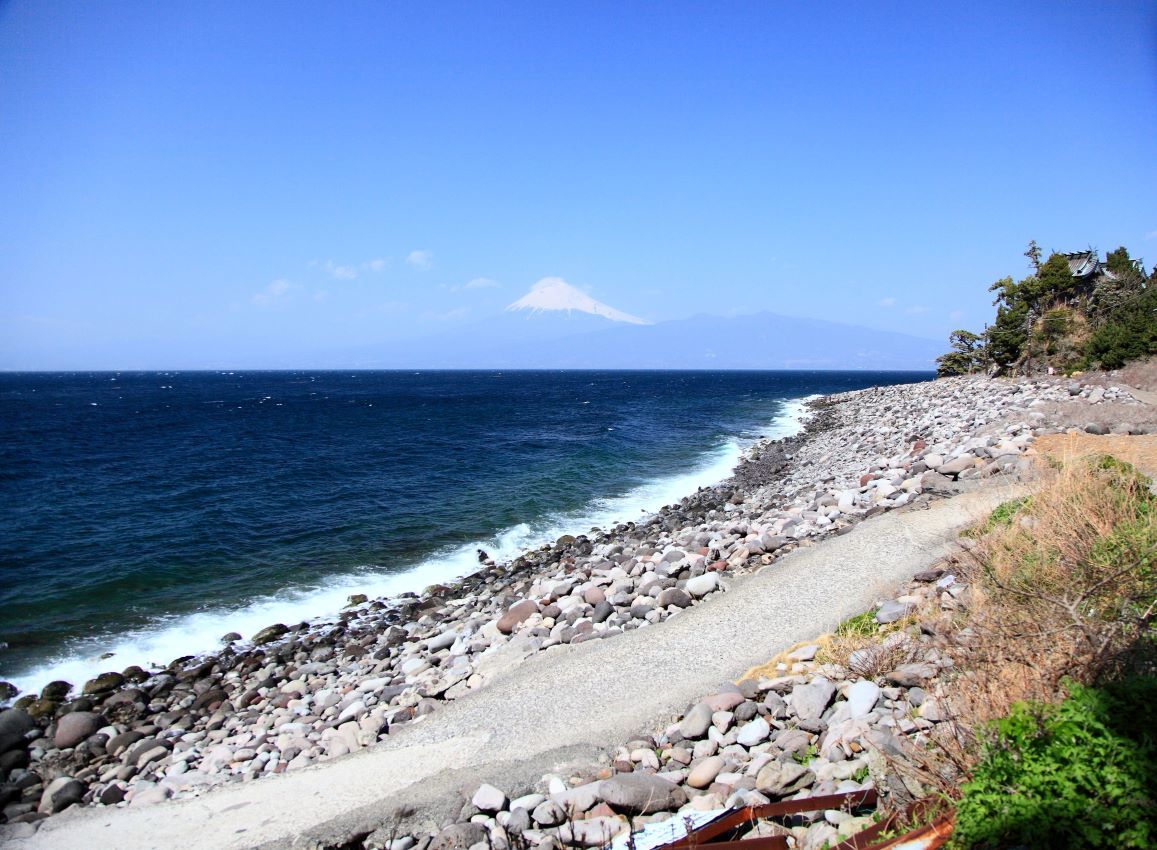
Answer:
358, 279, 942, 370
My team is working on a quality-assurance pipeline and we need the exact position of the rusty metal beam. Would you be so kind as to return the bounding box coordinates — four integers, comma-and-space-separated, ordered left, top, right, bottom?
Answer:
659, 789, 879, 850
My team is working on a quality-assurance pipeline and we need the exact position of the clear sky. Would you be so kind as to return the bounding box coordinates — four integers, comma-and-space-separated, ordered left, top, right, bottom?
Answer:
1, 1, 1154, 368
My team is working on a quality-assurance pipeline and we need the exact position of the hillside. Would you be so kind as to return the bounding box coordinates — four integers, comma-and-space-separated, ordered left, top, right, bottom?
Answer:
937, 242, 1157, 377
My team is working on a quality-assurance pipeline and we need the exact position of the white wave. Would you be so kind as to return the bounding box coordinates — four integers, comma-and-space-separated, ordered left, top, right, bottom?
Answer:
761, 394, 820, 440
5, 397, 811, 700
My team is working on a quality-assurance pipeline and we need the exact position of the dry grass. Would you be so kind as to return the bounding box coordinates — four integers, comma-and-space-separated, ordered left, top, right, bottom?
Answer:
739, 452, 1155, 828
840, 629, 923, 679
741, 637, 838, 681
939, 454, 1154, 747
741, 611, 923, 682
1034, 432, 1157, 481
879, 455, 1157, 812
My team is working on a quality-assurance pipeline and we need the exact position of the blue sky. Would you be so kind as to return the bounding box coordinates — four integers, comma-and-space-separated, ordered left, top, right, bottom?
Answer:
1, 1, 1154, 368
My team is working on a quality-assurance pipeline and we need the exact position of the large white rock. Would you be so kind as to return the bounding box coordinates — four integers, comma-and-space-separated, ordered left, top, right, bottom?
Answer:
735, 717, 771, 747
685, 573, 719, 598
845, 681, 881, 718
472, 782, 508, 812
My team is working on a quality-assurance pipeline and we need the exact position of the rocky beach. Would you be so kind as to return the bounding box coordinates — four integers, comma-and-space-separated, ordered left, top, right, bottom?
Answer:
2, 373, 1151, 848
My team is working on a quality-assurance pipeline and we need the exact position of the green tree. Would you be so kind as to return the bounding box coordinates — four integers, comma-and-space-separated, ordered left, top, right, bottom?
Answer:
1092, 246, 1147, 318
952, 243, 1153, 376
936, 329, 986, 377
986, 301, 1030, 371
1024, 239, 1042, 272
984, 276, 1031, 371
1105, 245, 1140, 278
1035, 252, 1076, 304
1085, 281, 1157, 369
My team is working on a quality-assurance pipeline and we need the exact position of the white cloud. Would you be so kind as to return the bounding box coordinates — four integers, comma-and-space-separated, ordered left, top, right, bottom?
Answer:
252, 279, 300, 307
948, 309, 965, 322
314, 290, 330, 302
406, 250, 433, 271
877, 297, 896, 308
430, 306, 471, 321
1145, 229, 1157, 241
463, 277, 499, 289
309, 258, 387, 278
906, 305, 929, 315
323, 260, 358, 280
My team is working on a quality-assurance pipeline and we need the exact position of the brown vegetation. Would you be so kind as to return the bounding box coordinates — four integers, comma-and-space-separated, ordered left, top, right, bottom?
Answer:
892, 455, 1156, 806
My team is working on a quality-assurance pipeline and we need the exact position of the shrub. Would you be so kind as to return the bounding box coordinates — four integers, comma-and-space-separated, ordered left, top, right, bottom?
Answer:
953, 679, 1157, 849
962, 497, 1031, 538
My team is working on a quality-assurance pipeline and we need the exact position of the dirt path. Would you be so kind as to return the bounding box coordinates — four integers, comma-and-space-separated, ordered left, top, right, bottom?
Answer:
18, 482, 1024, 850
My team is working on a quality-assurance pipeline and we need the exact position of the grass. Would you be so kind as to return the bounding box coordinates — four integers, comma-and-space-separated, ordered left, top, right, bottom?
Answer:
835, 609, 878, 638
961, 496, 1031, 538
816, 606, 922, 676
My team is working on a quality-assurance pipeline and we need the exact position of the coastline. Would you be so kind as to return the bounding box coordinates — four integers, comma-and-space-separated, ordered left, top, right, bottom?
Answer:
5, 393, 818, 699
1, 374, 1149, 844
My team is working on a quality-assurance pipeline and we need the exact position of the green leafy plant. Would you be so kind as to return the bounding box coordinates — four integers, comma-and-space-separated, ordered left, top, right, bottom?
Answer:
953, 679, 1157, 849
792, 743, 819, 765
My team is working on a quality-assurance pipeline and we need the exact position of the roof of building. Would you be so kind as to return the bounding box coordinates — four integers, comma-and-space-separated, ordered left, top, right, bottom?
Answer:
1063, 251, 1103, 279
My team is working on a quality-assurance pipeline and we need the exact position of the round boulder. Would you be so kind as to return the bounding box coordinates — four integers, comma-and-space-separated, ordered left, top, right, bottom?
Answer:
497, 599, 539, 634
656, 588, 692, 609
121, 666, 150, 684
471, 782, 508, 813
54, 711, 104, 749
685, 572, 719, 598
597, 773, 686, 815
687, 755, 726, 789
26, 698, 60, 720
40, 681, 72, 702
252, 623, 290, 645
83, 672, 125, 695
0, 708, 34, 755
38, 776, 85, 814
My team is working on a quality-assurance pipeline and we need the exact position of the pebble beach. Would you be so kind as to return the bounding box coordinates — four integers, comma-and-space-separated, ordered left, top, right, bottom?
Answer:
1, 373, 1149, 847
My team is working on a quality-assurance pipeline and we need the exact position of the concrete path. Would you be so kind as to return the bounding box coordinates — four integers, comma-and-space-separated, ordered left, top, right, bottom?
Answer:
18, 482, 1022, 850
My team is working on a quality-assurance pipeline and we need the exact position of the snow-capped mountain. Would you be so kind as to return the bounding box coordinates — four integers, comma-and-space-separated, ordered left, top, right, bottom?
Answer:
323, 276, 942, 370
506, 277, 650, 325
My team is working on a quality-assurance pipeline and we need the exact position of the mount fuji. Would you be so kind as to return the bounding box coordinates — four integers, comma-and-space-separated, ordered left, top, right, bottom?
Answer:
506, 278, 650, 325
337, 277, 941, 370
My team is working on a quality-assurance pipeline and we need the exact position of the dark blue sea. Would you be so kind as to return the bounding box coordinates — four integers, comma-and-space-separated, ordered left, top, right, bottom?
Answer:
0, 370, 930, 695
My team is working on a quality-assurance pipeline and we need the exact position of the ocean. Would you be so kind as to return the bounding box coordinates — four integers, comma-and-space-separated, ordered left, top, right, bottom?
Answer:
0, 370, 930, 696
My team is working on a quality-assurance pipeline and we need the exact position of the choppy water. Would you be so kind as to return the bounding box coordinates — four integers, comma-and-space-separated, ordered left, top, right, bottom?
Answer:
0, 370, 930, 695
